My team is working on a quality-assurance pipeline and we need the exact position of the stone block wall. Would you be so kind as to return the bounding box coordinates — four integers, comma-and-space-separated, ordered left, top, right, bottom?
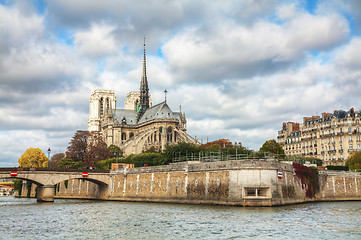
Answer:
15, 160, 361, 206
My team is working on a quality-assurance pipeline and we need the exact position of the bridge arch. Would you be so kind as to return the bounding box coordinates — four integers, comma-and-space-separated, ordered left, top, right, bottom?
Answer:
0, 171, 110, 202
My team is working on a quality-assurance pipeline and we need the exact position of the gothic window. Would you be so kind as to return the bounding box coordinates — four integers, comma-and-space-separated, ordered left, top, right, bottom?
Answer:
106, 98, 110, 109
159, 127, 163, 142
174, 131, 177, 143
129, 133, 134, 139
167, 127, 172, 142
100, 97, 104, 115
122, 133, 127, 141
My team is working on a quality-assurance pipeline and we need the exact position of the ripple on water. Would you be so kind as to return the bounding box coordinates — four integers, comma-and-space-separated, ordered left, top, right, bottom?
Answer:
1, 197, 361, 239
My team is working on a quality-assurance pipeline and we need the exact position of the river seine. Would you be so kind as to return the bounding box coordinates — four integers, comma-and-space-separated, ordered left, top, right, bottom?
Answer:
1, 196, 360, 240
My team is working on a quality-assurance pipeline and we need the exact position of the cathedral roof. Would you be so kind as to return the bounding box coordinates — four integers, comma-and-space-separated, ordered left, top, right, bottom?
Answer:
112, 101, 181, 126
113, 109, 138, 125
138, 101, 181, 124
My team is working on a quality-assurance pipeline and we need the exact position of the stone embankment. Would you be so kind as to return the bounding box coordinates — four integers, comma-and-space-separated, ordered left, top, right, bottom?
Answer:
17, 160, 361, 206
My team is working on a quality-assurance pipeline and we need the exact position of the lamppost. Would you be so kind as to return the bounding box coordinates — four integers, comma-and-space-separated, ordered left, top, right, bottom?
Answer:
47, 148, 51, 168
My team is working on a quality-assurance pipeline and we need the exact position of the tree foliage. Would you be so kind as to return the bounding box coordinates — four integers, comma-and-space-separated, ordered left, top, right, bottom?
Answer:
345, 151, 361, 171
65, 130, 112, 168
108, 144, 123, 157
162, 142, 203, 164
143, 146, 158, 153
85, 133, 113, 167
202, 139, 233, 149
57, 158, 83, 169
125, 153, 165, 167
95, 158, 117, 170
18, 148, 48, 167
66, 130, 89, 162
259, 139, 285, 159
49, 153, 65, 168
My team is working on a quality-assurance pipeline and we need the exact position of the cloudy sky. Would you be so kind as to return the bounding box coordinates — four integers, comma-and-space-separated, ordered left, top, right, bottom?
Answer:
0, 0, 361, 167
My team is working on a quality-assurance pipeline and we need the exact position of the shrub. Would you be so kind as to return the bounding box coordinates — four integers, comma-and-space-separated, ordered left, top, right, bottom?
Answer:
293, 162, 320, 198
326, 165, 349, 171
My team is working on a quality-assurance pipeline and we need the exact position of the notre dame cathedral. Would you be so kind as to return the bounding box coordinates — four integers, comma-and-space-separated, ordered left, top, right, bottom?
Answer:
87, 42, 198, 156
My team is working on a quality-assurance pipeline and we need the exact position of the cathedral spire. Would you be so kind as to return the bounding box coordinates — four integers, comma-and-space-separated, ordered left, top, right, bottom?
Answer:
138, 37, 150, 119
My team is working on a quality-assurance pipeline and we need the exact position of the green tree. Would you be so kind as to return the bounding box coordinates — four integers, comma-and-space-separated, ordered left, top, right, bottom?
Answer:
95, 158, 117, 170
49, 153, 65, 168
18, 148, 48, 167
162, 142, 203, 164
345, 151, 361, 171
125, 153, 164, 167
143, 146, 158, 153
108, 144, 123, 157
259, 139, 285, 159
57, 158, 83, 169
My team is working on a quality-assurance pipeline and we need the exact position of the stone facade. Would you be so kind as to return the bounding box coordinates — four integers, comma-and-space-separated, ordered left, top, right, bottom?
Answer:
87, 44, 197, 155
277, 108, 361, 166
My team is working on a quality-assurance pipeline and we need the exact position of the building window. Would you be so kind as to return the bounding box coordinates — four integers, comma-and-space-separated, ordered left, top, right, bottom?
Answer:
121, 133, 127, 141
357, 145, 360, 150
348, 127, 352, 134
349, 136, 353, 142
356, 128, 360, 133
349, 144, 353, 149
348, 120, 352, 126
100, 97, 104, 115
357, 136, 361, 142
357, 120, 360, 125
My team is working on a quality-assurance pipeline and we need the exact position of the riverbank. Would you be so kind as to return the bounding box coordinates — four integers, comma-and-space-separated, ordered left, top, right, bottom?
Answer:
16, 160, 361, 206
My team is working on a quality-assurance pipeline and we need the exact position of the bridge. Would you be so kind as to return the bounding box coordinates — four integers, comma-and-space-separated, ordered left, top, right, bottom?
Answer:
0, 168, 110, 202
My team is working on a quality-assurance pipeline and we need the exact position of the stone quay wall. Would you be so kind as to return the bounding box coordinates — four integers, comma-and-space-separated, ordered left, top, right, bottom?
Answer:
18, 160, 361, 206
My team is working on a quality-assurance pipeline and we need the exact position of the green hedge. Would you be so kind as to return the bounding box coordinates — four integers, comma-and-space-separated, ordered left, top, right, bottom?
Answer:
326, 165, 349, 171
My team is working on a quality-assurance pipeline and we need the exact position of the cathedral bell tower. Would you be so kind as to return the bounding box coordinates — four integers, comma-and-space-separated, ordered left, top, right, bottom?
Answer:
137, 39, 150, 121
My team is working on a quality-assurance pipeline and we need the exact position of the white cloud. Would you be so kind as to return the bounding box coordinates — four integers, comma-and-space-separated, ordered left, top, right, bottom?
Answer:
162, 6, 349, 83
0, 4, 44, 53
74, 23, 117, 59
0, 0, 360, 167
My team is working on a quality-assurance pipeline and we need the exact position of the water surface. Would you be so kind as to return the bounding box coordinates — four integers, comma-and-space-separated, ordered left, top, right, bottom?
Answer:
1, 196, 360, 239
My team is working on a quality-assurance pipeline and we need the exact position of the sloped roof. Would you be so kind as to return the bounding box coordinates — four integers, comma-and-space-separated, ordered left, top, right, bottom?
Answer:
113, 109, 138, 125
112, 101, 181, 125
138, 101, 180, 124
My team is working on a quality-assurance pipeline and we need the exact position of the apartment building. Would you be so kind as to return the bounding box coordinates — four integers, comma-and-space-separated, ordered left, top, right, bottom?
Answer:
277, 108, 361, 166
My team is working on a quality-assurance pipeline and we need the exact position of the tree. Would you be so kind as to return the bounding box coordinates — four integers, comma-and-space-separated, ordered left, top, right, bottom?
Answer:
66, 130, 90, 162
259, 139, 285, 159
18, 148, 48, 167
202, 139, 233, 149
49, 153, 65, 168
125, 153, 165, 167
108, 144, 123, 157
162, 142, 203, 164
85, 133, 113, 167
345, 151, 361, 171
143, 146, 158, 153
57, 158, 83, 169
